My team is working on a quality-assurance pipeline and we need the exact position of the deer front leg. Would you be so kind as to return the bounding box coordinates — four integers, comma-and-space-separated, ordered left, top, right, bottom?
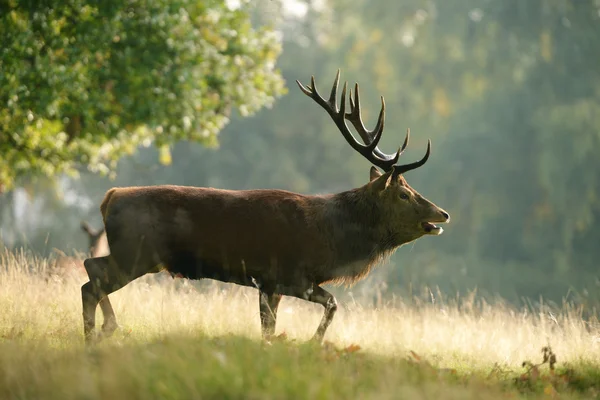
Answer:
305, 285, 338, 343
259, 291, 282, 339
275, 283, 338, 343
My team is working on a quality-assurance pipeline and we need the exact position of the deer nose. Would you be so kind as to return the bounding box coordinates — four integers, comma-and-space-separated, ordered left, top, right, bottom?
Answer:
440, 210, 450, 221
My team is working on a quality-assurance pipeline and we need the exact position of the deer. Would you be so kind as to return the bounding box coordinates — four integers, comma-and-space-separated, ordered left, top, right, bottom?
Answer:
48, 221, 110, 280
80, 220, 109, 258
80, 70, 450, 345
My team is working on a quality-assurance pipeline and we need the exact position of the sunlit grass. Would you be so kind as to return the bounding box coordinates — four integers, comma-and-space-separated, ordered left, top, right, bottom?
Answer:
1, 248, 599, 399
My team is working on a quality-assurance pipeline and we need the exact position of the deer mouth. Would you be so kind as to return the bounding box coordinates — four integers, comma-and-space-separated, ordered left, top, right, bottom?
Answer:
421, 222, 444, 235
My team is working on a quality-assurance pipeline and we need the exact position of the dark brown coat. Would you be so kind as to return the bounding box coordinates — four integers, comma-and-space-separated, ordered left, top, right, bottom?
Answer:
80, 71, 450, 344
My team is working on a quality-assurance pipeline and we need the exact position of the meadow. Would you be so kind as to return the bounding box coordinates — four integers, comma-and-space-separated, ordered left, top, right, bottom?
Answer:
0, 248, 599, 399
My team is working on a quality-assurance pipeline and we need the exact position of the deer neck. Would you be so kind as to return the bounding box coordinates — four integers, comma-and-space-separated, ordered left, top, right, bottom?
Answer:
326, 188, 397, 267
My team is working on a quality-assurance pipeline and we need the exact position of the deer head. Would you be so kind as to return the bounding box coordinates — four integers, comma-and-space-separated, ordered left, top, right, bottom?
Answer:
296, 70, 450, 244
80, 220, 109, 257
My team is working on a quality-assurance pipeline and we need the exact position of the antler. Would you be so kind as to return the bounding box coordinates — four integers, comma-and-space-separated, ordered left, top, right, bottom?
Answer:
296, 69, 431, 176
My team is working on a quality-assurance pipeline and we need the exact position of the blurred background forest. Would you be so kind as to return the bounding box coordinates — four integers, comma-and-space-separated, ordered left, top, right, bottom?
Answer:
1, 0, 599, 307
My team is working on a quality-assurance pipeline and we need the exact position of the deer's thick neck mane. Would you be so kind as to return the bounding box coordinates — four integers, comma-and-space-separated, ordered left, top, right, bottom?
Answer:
318, 187, 398, 285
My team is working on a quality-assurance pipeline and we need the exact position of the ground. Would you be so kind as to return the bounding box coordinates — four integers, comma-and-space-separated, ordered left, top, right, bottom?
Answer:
0, 249, 599, 399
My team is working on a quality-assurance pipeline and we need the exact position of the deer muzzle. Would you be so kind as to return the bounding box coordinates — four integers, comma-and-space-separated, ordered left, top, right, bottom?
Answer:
421, 209, 450, 235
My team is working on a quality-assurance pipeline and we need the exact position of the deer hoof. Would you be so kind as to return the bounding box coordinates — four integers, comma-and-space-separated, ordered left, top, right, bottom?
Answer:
309, 334, 325, 345
84, 331, 102, 346
100, 322, 120, 338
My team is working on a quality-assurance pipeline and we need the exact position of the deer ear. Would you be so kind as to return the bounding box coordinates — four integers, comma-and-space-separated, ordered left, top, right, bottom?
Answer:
369, 168, 393, 192
369, 166, 382, 182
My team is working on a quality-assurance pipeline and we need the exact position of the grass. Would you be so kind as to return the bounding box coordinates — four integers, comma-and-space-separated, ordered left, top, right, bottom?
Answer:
1, 248, 599, 399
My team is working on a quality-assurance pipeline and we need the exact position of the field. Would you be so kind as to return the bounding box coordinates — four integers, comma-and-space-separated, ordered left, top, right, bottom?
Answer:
1, 249, 599, 399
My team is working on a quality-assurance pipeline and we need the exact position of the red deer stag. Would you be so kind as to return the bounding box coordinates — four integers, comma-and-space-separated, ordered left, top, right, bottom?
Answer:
81, 70, 450, 344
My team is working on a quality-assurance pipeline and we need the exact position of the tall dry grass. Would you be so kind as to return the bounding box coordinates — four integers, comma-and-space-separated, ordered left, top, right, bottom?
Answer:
1, 248, 599, 371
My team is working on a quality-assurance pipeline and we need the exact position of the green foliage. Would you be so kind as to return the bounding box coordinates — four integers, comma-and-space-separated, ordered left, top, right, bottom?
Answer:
0, 0, 286, 190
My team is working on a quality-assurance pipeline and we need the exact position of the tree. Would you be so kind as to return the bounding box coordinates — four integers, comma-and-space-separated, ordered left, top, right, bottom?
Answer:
0, 0, 286, 191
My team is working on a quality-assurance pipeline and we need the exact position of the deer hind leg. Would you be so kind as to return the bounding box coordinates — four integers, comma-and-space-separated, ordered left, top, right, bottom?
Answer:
98, 297, 119, 338
259, 291, 282, 339
275, 283, 338, 344
81, 255, 138, 344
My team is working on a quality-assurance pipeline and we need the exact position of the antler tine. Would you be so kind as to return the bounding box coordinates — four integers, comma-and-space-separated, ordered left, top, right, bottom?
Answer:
345, 83, 399, 165
392, 139, 431, 177
401, 128, 410, 153
365, 96, 385, 152
296, 71, 361, 135
328, 69, 341, 110
296, 78, 313, 97
295, 74, 333, 116
339, 81, 347, 117
384, 129, 410, 165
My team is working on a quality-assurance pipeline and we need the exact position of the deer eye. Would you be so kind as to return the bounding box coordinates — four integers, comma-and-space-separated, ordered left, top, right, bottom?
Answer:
399, 192, 409, 200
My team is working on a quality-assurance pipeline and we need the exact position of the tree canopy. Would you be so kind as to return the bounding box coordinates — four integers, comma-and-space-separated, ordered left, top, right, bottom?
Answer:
0, 0, 286, 190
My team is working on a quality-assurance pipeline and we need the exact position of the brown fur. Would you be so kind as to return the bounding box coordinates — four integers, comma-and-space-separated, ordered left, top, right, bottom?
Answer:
99, 188, 117, 224
80, 72, 451, 345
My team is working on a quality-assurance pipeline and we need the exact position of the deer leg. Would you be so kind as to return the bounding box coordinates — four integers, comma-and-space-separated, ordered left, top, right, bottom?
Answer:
275, 284, 337, 343
98, 297, 119, 338
306, 285, 337, 343
81, 255, 135, 344
81, 280, 100, 344
259, 291, 282, 339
